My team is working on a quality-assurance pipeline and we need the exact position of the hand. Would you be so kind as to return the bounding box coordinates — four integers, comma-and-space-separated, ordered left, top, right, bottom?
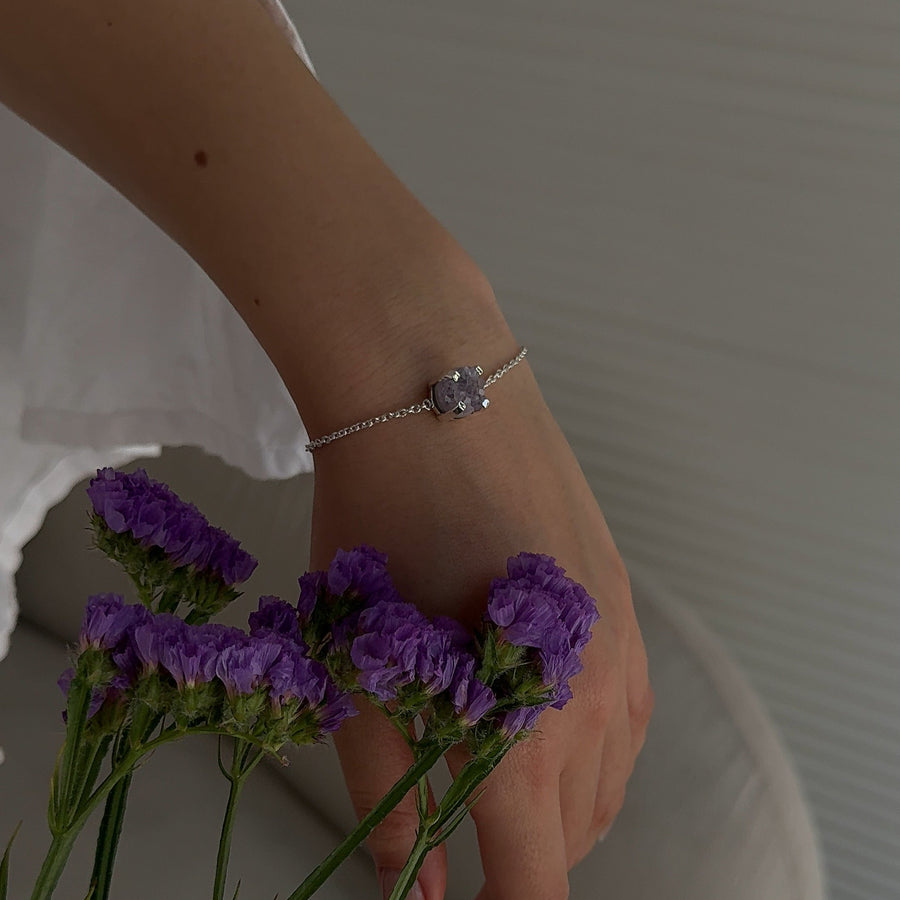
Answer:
309, 359, 654, 900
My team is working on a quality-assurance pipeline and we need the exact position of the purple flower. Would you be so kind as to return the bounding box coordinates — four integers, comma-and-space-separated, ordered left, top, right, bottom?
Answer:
195, 622, 249, 652
498, 703, 549, 740
249, 595, 302, 641
484, 551, 601, 715
539, 628, 585, 709
160, 625, 220, 689
297, 570, 327, 623
87, 467, 257, 587
317, 683, 358, 733
351, 630, 418, 700
326, 545, 401, 606
346, 600, 430, 701
450, 657, 496, 726
506, 552, 599, 653
432, 615, 474, 652
215, 635, 283, 698
485, 582, 558, 648
79, 594, 146, 651
129, 612, 185, 675
267, 642, 327, 708
415, 624, 461, 696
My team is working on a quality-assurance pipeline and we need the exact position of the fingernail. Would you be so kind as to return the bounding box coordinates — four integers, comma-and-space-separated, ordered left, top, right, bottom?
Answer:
597, 818, 617, 843
379, 868, 425, 900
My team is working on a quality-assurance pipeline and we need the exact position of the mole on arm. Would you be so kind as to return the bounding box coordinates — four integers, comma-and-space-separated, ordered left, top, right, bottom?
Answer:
253, 297, 262, 307
193, 150, 208, 167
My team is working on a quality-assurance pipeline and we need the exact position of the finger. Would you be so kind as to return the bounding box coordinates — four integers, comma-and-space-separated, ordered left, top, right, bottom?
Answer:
591, 698, 633, 843
447, 735, 569, 900
558, 746, 603, 868
333, 695, 446, 900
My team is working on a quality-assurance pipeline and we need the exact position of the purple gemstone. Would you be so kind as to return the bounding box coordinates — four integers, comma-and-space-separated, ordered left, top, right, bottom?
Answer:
431, 366, 487, 418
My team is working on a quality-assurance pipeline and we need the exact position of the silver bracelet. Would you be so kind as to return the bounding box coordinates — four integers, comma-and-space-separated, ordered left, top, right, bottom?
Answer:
304, 346, 528, 452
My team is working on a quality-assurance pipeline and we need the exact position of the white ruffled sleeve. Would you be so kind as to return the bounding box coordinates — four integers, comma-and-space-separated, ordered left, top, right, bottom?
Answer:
0, 0, 317, 661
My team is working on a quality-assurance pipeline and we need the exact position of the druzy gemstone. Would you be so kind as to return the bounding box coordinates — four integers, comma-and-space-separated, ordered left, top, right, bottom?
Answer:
431, 366, 489, 418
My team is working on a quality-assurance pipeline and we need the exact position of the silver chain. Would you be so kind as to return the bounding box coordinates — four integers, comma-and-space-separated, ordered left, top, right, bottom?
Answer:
305, 345, 528, 452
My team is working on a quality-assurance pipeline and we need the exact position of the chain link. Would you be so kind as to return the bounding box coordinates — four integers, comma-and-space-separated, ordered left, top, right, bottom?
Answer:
304, 346, 527, 452
483, 345, 528, 388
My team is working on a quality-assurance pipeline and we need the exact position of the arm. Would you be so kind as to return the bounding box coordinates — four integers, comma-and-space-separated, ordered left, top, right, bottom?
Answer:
0, 0, 511, 439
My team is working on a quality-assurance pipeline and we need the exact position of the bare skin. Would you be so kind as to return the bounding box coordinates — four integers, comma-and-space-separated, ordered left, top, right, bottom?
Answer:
0, 2, 653, 897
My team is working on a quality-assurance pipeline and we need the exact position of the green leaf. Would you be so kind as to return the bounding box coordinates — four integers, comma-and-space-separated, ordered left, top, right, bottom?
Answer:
0, 821, 21, 900
230, 881, 241, 900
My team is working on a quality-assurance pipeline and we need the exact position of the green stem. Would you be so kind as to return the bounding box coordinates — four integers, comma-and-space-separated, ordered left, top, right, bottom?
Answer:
89, 706, 160, 900
283, 742, 447, 900
53, 678, 92, 830
31, 726, 215, 900
388, 743, 514, 900
387, 821, 432, 900
212, 742, 263, 900
88, 771, 132, 900
29, 831, 79, 900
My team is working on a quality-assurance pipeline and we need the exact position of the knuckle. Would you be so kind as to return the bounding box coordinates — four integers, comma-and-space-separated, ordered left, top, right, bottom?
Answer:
630, 682, 655, 727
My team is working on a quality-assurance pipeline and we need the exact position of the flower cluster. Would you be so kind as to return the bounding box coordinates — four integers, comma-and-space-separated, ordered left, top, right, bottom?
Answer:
60, 593, 356, 749
297, 546, 599, 744
87, 467, 257, 590
481, 552, 601, 738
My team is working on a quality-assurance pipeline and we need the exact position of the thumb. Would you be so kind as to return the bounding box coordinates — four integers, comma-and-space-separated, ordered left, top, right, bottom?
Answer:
332, 695, 447, 900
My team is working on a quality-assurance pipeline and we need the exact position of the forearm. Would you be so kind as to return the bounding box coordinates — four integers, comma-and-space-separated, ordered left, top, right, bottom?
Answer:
0, 0, 515, 438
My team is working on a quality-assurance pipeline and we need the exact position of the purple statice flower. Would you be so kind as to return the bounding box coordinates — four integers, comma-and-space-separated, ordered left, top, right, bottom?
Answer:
266, 640, 327, 709
348, 600, 428, 701
194, 622, 249, 652
326, 545, 401, 607
297, 570, 327, 623
215, 634, 283, 698
485, 581, 558, 648
506, 552, 598, 654
160, 625, 220, 689
450, 657, 497, 726
414, 623, 462, 696
249, 595, 302, 641
87, 467, 257, 587
539, 627, 585, 709
486, 551, 601, 712
129, 612, 185, 676
79, 593, 146, 651
432, 615, 474, 652
498, 702, 549, 740
317, 682, 358, 733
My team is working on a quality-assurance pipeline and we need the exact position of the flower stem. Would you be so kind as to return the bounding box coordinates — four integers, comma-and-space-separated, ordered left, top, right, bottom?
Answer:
212, 741, 263, 900
88, 771, 132, 900
30, 726, 218, 900
29, 831, 79, 900
283, 742, 447, 900
388, 743, 514, 900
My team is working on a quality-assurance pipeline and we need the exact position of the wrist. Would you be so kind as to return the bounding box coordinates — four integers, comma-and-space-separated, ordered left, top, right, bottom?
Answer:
285, 255, 519, 444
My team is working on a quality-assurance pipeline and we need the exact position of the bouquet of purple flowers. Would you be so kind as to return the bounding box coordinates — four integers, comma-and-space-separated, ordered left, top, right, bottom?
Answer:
1, 467, 600, 900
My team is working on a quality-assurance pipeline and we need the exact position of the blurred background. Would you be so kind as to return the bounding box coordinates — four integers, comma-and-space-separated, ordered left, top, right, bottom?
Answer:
276, 2, 899, 898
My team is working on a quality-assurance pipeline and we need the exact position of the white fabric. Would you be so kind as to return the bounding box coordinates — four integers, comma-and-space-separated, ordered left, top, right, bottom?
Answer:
0, 0, 316, 662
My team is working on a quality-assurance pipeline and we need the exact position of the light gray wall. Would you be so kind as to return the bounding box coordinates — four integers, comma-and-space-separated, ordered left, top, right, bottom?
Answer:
281, 2, 900, 898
